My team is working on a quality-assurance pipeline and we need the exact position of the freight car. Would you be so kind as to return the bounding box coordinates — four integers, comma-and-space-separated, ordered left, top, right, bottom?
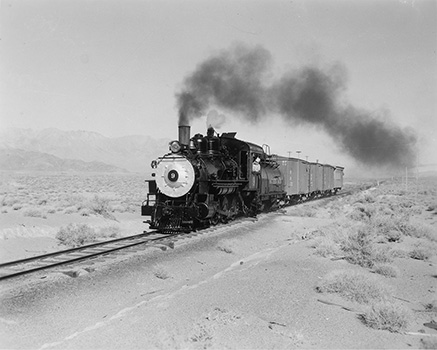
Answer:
142, 126, 343, 232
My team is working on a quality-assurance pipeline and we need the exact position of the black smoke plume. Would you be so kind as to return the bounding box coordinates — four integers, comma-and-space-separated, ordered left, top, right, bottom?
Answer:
176, 43, 417, 168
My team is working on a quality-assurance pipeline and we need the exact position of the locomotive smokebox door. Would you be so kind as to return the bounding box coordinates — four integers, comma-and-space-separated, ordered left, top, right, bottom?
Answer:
155, 155, 195, 198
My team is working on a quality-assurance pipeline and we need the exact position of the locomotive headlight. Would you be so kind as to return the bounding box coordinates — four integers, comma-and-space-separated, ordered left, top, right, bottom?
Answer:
169, 140, 181, 153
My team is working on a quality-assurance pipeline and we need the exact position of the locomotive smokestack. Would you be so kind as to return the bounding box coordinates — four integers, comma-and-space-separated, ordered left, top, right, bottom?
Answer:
178, 125, 190, 146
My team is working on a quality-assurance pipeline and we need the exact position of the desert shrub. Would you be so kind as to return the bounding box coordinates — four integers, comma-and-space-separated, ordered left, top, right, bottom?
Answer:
46, 207, 56, 214
373, 264, 399, 278
153, 266, 170, 280
316, 270, 390, 304
3, 197, 20, 206
66, 194, 86, 208
360, 301, 411, 332
312, 237, 340, 258
371, 246, 394, 264
87, 196, 115, 219
79, 208, 92, 216
96, 225, 121, 239
340, 228, 376, 268
391, 249, 410, 259
12, 203, 23, 211
56, 223, 97, 247
63, 206, 79, 214
424, 299, 437, 312
404, 222, 436, 242
37, 197, 48, 205
22, 208, 44, 218
349, 203, 376, 222
409, 247, 434, 261
426, 201, 437, 212
111, 204, 128, 213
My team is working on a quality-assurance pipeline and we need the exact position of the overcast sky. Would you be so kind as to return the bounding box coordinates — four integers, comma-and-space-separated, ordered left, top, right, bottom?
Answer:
1, 0, 436, 171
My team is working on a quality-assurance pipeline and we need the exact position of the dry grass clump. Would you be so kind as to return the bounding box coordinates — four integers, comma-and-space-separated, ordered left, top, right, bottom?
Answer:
87, 195, 115, 220
317, 269, 412, 333
22, 207, 47, 219
96, 225, 121, 239
56, 223, 97, 247
409, 247, 434, 261
153, 266, 171, 280
56, 223, 121, 247
316, 270, 390, 304
424, 299, 437, 312
348, 204, 375, 222
360, 301, 412, 332
340, 228, 393, 268
12, 203, 23, 211
372, 264, 399, 278
311, 237, 341, 258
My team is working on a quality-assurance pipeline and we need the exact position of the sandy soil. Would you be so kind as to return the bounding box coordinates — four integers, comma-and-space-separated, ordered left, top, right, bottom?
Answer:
1, 186, 437, 349
0, 212, 145, 263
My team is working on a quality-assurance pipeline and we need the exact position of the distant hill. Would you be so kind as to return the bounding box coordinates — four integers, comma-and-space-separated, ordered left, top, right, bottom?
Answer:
0, 128, 170, 172
0, 148, 128, 172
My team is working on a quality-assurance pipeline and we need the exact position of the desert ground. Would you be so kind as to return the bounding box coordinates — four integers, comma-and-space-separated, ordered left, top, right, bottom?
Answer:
0, 172, 436, 349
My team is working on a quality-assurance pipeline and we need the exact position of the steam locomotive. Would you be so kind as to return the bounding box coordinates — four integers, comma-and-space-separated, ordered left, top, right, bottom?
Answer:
142, 125, 344, 232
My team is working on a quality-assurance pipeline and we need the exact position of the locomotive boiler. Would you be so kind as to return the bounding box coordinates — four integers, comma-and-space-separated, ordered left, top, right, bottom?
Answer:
142, 125, 285, 232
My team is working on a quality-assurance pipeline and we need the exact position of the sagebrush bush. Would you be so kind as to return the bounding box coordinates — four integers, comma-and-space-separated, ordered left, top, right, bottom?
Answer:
56, 223, 97, 247
361, 301, 411, 332
340, 228, 375, 268
63, 206, 79, 214
97, 225, 121, 238
153, 266, 170, 280
22, 208, 44, 218
312, 237, 340, 258
316, 270, 390, 304
87, 195, 115, 219
409, 248, 433, 261
12, 203, 23, 211
373, 264, 399, 278
349, 204, 374, 222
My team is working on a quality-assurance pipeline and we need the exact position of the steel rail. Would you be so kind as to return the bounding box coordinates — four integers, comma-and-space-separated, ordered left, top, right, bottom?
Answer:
0, 231, 161, 268
0, 231, 172, 281
0, 188, 359, 282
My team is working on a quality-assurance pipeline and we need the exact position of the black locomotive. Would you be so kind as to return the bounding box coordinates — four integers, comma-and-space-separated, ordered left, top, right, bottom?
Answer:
142, 125, 343, 232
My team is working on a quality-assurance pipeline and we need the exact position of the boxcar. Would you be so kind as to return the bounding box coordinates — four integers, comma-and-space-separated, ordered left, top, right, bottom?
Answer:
334, 166, 344, 192
309, 162, 323, 197
275, 156, 309, 201
322, 164, 335, 194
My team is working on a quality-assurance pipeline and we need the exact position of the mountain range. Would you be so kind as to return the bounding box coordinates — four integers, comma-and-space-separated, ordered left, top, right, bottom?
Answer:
0, 128, 170, 173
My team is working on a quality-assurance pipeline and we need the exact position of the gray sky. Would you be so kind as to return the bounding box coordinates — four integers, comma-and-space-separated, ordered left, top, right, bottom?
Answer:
1, 0, 436, 170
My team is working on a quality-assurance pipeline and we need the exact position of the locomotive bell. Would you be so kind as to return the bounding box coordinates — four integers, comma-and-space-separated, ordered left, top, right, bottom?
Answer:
178, 125, 190, 146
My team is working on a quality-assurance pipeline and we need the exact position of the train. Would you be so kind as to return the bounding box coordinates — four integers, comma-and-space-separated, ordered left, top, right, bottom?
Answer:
142, 125, 344, 233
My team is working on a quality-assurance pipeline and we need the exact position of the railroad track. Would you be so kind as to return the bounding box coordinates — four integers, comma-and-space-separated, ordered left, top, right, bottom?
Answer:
0, 231, 176, 281
0, 188, 362, 282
